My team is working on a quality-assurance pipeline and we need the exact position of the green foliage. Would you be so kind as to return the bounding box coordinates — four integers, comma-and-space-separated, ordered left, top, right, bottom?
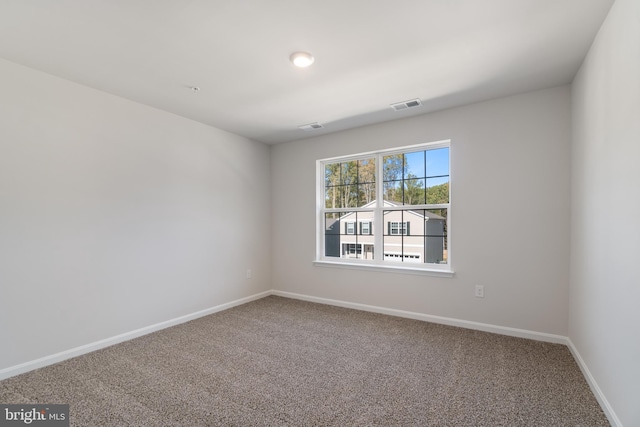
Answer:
383, 154, 404, 182
400, 173, 421, 205
324, 158, 376, 208
426, 182, 449, 204
325, 154, 449, 208
382, 154, 405, 203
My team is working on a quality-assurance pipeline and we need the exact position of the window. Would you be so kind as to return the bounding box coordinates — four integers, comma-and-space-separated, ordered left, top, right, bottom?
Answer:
346, 222, 355, 235
389, 221, 408, 235
360, 221, 371, 235
317, 140, 451, 273
345, 243, 362, 255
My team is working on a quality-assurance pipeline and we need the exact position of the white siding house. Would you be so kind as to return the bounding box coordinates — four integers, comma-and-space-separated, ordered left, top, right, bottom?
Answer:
326, 200, 446, 264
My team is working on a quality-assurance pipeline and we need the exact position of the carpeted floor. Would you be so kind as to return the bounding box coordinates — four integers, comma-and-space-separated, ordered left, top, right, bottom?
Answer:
0, 296, 609, 426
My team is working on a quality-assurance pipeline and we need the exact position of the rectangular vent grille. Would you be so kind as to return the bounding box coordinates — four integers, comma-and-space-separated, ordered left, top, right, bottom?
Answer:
390, 98, 422, 111
298, 122, 324, 131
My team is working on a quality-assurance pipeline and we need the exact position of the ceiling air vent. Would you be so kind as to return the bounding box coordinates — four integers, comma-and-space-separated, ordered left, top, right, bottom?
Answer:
298, 122, 324, 131
390, 98, 422, 111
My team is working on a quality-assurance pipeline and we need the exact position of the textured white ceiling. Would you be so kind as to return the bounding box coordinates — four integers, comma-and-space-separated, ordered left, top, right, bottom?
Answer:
0, 0, 614, 144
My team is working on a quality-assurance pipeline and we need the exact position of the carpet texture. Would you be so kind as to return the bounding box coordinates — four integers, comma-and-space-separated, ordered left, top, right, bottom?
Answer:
1, 296, 609, 426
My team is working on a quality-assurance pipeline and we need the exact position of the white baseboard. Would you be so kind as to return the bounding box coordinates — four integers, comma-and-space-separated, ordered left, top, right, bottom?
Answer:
1, 288, 622, 427
566, 339, 622, 427
0, 290, 271, 381
272, 290, 568, 344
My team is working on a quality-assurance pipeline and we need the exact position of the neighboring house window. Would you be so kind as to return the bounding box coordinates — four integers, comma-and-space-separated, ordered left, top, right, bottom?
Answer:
317, 140, 450, 272
345, 243, 362, 255
389, 221, 408, 235
361, 221, 371, 235
346, 222, 355, 235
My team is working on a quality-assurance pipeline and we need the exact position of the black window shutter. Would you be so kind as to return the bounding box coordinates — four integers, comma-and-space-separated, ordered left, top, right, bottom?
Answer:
359, 222, 362, 235
387, 222, 391, 235
406, 222, 410, 235
345, 222, 348, 234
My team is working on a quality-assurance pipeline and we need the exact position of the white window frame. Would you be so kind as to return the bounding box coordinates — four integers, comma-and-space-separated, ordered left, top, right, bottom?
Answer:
314, 140, 453, 277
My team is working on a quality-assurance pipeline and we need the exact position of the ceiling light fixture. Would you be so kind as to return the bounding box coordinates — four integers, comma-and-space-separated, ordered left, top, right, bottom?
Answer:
290, 51, 314, 68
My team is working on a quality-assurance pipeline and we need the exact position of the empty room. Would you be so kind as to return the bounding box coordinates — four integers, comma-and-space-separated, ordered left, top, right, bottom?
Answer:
0, 1, 638, 426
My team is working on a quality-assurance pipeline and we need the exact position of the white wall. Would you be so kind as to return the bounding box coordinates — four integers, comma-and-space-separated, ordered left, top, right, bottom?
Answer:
272, 86, 571, 336
570, 0, 640, 425
0, 58, 271, 371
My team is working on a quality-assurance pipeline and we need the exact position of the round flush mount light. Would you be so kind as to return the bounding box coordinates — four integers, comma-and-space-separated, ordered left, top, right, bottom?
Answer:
290, 51, 314, 68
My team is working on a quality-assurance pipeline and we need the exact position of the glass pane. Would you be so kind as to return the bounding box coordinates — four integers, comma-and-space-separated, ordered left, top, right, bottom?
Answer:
342, 184, 360, 208
324, 211, 375, 260
325, 184, 359, 208
362, 243, 375, 260
358, 182, 376, 206
324, 163, 340, 188
384, 148, 449, 206
383, 180, 403, 204
357, 158, 376, 184
356, 211, 375, 260
383, 154, 404, 184
383, 210, 404, 236
325, 162, 339, 209
425, 147, 449, 178
426, 177, 449, 204
425, 237, 446, 263
357, 158, 376, 207
324, 213, 341, 258
326, 158, 376, 208
325, 184, 341, 209
341, 161, 358, 185
425, 208, 447, 264
404, 151, 425, 179
382, 209, 448, 264
403, 236, 423, 263
403, 178, 425, 205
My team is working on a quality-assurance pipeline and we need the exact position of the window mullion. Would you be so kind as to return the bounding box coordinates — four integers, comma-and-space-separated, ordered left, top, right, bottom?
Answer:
317, 160, 326, 260
374, 153, 384, 263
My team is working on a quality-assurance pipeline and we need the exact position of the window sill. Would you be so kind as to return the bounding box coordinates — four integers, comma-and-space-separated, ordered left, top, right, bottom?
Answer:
312, 260, 455, 278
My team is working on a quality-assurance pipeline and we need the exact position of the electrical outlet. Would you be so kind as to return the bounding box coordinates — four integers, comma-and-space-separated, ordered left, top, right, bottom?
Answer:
475, 285, 484, 298
246, 269, 252, 279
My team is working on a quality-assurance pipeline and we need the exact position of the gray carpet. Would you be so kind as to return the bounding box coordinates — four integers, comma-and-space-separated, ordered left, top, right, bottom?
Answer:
1, 296, 609, 426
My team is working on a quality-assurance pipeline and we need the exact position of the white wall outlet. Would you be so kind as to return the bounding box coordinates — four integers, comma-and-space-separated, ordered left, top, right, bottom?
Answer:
475, 285, 484, 298
246, 269, 252, 279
